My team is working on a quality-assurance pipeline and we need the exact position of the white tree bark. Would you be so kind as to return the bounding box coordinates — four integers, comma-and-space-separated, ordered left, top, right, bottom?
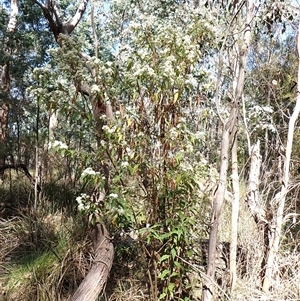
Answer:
262, 21, 300, 293
202, 1, 255, 300
230, 124, 239, 292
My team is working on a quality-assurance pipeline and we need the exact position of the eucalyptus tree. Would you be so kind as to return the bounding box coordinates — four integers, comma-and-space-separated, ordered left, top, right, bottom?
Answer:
0, 0, 18, 173
0, 0, 55, 182
28, 0, 219, 299
16, 0, 300, 299
27, 0, 116, 299
245, 8, 300, 295
200, 1, 257, 299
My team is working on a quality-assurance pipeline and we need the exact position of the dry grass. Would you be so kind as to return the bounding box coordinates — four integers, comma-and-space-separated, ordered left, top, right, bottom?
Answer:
0, 210, 93, 301
2, 175, 300, 301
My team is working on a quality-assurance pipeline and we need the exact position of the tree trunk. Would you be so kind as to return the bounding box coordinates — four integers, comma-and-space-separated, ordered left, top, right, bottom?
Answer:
72, 223, 114, 301
246, 140, 264, 226
230, 124, 239, 292
262, 22, 300, 293
0, 0, 19, 175
202, 116, 235, 301
202, 2, 254, 300
32, 1, 115, 298
245, 140, 271, 280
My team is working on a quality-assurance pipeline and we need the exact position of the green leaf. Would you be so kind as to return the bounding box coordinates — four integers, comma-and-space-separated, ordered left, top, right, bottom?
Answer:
170, 271, 179, 278
159, 254, 170, 263
159, 269, 170, 280
167, 282, 175, 292
171, 248, 176, 259
158, 292, 167, 300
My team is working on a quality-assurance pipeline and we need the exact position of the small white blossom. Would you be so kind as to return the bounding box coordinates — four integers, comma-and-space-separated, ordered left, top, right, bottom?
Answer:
186, 143, 193, 153
52, 140, 68, 149
81, 167, 99, 177
77, 202, 85, 211
102, 125, 117, 134
121, 161, 129, 167
272, 80, 278, 85
129, 230, 138, 240
76, 196, 82, 204
109, 193, 118, 199
108, 125, 117, 134
91, 84, 100, 94
76, 193, 91, 212
169, 128, 178, 140
126, 147, 135, 159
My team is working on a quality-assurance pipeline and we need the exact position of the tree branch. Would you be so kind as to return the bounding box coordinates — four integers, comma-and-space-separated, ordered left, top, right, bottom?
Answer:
0, 164, 41, 191
32, 0, 89, 40
32, 0, 61, 41
63, 0, 89, 34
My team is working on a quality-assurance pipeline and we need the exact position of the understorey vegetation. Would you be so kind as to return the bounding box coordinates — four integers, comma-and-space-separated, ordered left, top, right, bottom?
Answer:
1, 1, 300, 300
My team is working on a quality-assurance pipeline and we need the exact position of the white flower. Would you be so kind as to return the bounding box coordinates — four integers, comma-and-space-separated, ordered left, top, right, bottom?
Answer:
81, 168, 99, 177
52, 140, 68, 149
129, 230, 138, 240
186, 143, 193, 153
109, 193, 118, 199
108, 125, 117, 134
121, 161, 129, 167
78, 202, 85, 211
169, 128, 178, 140
125, 147, 135, 159
76, 193, 93, 211
102, 125, 117, 134
76, 196, 83, 204
91, 84, 100, 94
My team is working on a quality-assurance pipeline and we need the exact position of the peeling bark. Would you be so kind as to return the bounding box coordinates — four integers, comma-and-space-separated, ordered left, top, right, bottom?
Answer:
72, 223, 114, 301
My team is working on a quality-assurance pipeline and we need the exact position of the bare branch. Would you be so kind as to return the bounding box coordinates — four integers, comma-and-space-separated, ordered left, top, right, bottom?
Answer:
63, 0, 89, 34
32, 0, 61, 41
32, 0, 88, 40
50, 0, 63, 29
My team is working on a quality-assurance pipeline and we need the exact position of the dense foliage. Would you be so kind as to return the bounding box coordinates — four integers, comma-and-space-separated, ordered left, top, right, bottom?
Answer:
1, 1, 300, 301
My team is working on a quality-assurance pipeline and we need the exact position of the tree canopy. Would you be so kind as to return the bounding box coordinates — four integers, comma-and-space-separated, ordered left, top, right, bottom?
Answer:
1, 1, 300, 300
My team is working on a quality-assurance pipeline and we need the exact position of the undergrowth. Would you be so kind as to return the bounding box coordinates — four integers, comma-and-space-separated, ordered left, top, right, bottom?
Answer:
1, 173, 300, 300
